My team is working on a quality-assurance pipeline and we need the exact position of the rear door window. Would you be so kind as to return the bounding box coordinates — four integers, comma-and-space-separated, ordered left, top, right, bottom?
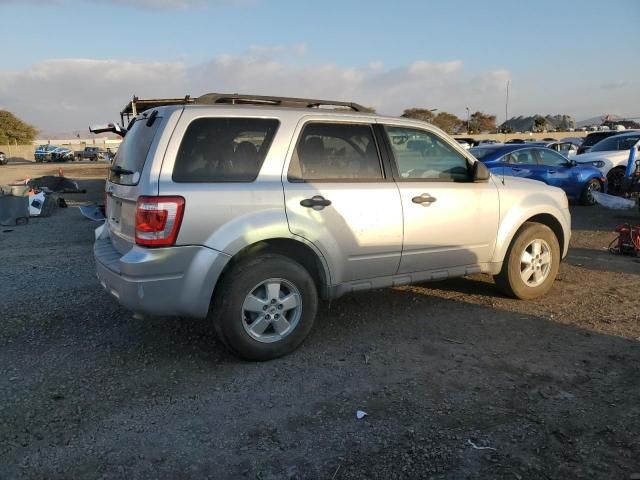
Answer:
172, 118, 279, 182
109, 115, 162, 186
287, 123, 383, 181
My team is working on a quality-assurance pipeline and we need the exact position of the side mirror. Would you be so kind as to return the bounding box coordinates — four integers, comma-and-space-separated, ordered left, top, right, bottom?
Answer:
472, 161, 490, 182
568, 159, 577, 167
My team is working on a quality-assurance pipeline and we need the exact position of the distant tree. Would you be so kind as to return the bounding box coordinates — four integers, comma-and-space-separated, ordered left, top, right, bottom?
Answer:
401, 108, 464, 134
401, 108, 436, 123
0, 111, 38, 144
533, 116, 547, 132
431, 112, 463, 134
468, 111, 497, 133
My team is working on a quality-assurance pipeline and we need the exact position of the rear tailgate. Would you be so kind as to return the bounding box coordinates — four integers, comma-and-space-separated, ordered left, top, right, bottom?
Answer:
106, 112, 166, 255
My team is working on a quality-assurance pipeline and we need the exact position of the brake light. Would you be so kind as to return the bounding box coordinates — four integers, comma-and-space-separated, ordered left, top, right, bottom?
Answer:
135, 196, 185, 247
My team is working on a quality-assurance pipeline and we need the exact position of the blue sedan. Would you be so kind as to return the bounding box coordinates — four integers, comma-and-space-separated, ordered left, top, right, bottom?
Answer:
470, 144, 607, 205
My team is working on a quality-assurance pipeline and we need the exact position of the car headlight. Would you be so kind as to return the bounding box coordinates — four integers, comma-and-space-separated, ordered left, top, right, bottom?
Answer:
591, 160, 605, 168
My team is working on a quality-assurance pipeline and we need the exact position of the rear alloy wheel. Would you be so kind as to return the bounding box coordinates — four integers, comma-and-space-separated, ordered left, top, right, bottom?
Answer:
606, 167, 626, 196
241, 278, 303, 344
211, 253, 318, 361
580, 178, 602, 206
494, 222, 560, 299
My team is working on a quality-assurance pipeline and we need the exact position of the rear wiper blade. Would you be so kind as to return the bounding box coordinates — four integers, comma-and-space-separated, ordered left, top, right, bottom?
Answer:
110, 165, 134, 175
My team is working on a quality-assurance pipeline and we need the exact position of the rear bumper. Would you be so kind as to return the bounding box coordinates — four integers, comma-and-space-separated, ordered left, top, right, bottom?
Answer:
94, 227, 231, 318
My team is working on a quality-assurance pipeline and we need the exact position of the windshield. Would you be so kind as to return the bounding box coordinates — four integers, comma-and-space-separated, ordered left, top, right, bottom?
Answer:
590, 134, 640, 152
470, 147, 502, 160
109, 115, 162, 185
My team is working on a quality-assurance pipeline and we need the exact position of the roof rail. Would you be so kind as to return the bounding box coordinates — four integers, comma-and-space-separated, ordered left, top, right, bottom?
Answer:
119, 95, 194, 126
195, 93, 372, 113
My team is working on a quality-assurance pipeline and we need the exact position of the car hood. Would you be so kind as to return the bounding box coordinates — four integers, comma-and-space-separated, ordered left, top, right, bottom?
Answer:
494, 174, 567, 194
575, 150, 628, 162
575, 149, 630, 173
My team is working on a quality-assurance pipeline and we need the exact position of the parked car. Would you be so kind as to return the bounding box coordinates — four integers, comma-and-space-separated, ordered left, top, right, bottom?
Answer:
74, 146, 105, 161
95, 93, 571, 361
455, 139, 471, 149
34, 144, 74, 162
505, 138, 525, 144
575, 131, 640, 195
0, 151, 6, 165
454, 137, 479, 147
576, 130, 637, 155
470, 144, 606, 205
545, 141, 579, 158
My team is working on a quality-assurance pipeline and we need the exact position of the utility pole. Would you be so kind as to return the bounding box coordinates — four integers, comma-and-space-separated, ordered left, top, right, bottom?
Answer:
505, 80, 510, 127
466, 107, 470, 133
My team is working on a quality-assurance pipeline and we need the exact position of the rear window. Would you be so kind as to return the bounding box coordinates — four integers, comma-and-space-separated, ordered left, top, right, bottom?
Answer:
590, 134, 640, 152
172, 118, 279, 183
109, 115, 162, 185
582, 132, 615, 147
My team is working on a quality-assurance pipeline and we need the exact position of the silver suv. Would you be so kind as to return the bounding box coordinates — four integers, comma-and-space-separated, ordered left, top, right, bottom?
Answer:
95, 93, 571, 361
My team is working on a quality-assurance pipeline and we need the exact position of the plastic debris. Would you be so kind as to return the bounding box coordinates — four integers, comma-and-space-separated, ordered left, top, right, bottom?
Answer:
592, 191, 636, 210
79, 203, 106, 222
467, 439, 496, 451
356, 410, 367, 419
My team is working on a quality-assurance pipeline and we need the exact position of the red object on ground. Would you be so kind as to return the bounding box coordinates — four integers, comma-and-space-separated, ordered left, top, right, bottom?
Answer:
609, 224, 640, 256
58, 167, 64, 177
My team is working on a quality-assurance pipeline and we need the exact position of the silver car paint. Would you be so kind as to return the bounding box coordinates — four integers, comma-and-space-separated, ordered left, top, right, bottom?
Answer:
95, 105, 571, 318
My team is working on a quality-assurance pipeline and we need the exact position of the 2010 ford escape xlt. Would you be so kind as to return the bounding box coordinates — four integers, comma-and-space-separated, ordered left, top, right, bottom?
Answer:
94, 93, 571, 361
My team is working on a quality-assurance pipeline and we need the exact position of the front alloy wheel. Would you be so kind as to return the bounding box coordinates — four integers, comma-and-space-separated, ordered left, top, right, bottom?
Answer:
519, 239, 552, 287
494, 222, 560, 300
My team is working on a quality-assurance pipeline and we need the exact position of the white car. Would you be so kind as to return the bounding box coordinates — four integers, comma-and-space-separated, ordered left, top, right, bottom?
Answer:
547, 141, 579, 158
576, 131, 640, 194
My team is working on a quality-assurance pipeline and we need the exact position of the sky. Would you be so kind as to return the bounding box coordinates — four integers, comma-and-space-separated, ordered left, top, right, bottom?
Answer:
0, 0, 638, 135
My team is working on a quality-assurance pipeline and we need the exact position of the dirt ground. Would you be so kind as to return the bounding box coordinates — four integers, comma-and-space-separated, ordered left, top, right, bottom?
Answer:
1, 163, 639, 480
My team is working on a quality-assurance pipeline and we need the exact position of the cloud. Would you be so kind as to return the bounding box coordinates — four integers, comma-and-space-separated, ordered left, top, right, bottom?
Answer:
0, 48, 515, 133
0, 0, 252, 8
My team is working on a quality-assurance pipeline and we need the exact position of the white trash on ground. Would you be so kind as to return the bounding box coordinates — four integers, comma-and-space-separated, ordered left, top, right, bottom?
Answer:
592, 191, 636, 210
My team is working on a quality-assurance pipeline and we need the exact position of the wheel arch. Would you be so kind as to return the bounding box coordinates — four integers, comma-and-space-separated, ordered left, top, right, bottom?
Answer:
214, 237, 332, 301
524, 213, 565, 255
493, 209, 569, 268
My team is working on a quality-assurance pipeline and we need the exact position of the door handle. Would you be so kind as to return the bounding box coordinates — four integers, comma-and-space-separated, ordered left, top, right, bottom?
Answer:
547, 169, 557, 174
300, 195, 332, 210
411, 193, 437, 205
511, 167, 522, 171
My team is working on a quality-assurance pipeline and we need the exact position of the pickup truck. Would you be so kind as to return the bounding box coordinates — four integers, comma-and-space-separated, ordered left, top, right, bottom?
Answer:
74, 146, 105, 161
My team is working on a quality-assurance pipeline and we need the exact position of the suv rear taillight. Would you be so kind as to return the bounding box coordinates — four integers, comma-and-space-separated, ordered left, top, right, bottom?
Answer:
135, 196, 185, 247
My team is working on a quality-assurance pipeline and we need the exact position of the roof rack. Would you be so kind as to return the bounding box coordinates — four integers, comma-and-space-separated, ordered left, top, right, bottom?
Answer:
194, 93, 372, 113
119, 95, 194, 125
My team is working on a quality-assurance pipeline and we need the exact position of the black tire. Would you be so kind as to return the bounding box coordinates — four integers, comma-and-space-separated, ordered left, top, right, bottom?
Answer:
606, 167, 626, 196
580, 178, 602, 206
493, 222, 560, 300
211, 253, 318, 361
